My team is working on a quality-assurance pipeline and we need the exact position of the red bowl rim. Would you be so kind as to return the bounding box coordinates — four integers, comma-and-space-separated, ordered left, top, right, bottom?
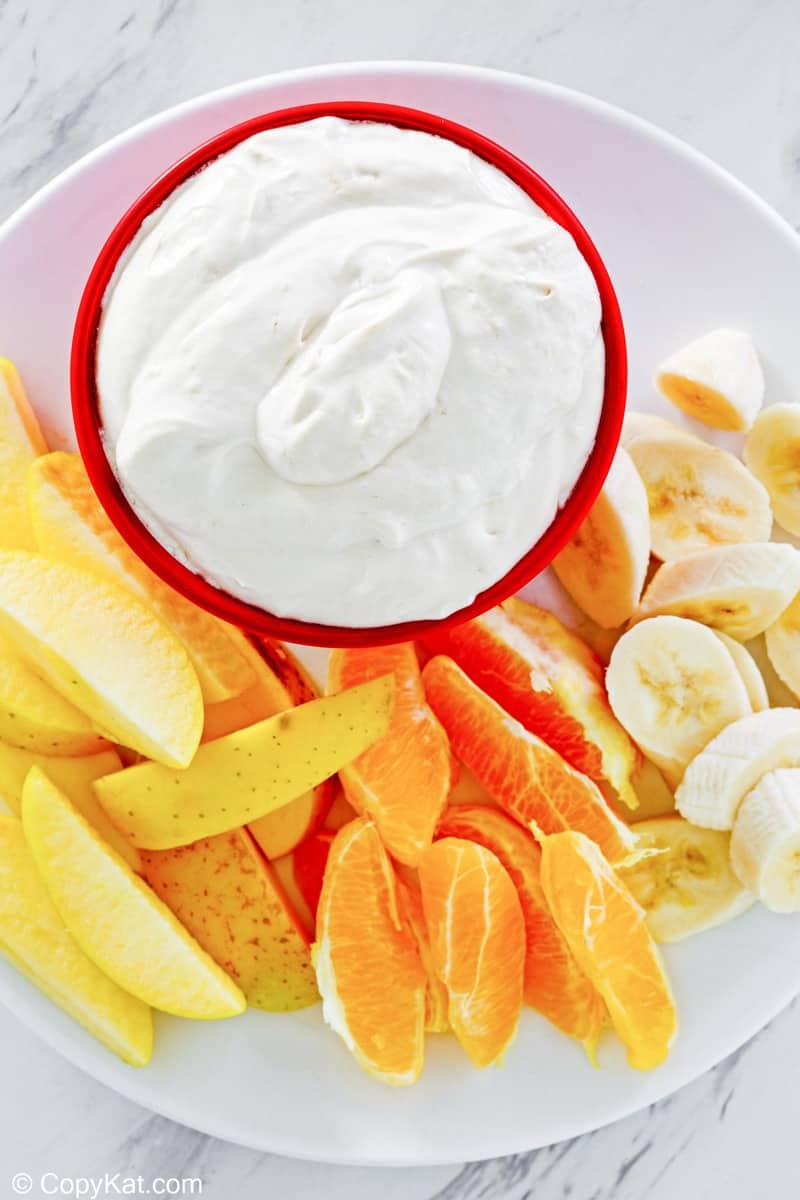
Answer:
71, 100, 626, 648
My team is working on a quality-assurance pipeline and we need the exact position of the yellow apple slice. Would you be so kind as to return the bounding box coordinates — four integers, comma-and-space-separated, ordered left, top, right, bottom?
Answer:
0, 813, 152, 1064
141, 828, 319, 1011
28, 452, 254, 704
0, 633, 106, 755
94, 675, 395, 849
0, 551, 202, 767
22, 768, 245, 1018
0, 359, 47, 550
0, 742, 139, 871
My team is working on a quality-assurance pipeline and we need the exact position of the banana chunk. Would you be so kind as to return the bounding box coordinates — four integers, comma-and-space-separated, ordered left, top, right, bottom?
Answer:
765, 593, 800, 703
744, 403, 800, 537
676, 708, 800, 829
730, 769, 800, 911
552, 448, 650, 628
621, 412, 700, 449
713, 632, 769, 712
623, 816, 752, 941
607, 616, 752, 788
656, 328, 764, 432
627, 432, 771, 562
636, 542, 800, 641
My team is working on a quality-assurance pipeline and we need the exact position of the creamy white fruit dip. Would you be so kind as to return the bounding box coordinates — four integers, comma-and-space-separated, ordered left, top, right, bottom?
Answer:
98, 117, 605, 626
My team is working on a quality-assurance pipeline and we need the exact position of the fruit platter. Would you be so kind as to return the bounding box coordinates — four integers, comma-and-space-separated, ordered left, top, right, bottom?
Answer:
3, 66, 800, 1165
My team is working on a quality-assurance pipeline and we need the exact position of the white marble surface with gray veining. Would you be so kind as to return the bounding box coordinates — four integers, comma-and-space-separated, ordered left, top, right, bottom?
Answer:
1, 0, 800, 1195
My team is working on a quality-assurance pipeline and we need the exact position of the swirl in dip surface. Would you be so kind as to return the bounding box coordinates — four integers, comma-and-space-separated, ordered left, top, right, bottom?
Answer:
97, 117, 605, 627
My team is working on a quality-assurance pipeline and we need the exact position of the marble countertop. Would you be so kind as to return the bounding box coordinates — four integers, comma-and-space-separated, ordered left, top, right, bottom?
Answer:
1, 0, 800, 1195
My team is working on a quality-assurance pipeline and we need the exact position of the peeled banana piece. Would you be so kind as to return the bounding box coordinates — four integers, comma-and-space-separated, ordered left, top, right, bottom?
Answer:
623, 816, 752, 941
621, 411, 700, 449
744, 403, 800, 537
606, 616, 752, 788
745, 635, 798, 709
656, 328, 764, 432
626, 431, 772, 561
636, 542, 800, 641
676, 707, 800, 829
764, 593, 800, 703
730, 769, 800, 911
713, 632, 769, 712
552, 447, 650, 629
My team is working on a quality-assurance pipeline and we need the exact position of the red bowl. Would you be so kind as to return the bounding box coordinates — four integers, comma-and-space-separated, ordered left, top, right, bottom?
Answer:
71, 101, 626, 648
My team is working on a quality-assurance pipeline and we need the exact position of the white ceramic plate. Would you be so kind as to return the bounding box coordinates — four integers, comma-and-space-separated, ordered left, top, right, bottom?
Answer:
1, 62, 799, 1166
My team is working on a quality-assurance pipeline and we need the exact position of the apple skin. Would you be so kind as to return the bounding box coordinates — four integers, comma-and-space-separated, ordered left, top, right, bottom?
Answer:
203, 636, 334, 858
141, 826, 319, 1012
292, 829, 335, 923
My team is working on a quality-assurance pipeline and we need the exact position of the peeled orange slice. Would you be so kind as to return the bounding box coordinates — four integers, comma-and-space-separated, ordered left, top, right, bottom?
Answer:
538, 829, 677, 1070
22, 768, 245, 1018
396, 876, 449, 1033
419, 837, 525, 1067
437, 805, 606, 1045
0, 814, 152, 1066
423, 656, 636, 863
28, 452, 255, 704
426, 603, 639, 808
313, 818, 426, 1085
327, 644, 453, 866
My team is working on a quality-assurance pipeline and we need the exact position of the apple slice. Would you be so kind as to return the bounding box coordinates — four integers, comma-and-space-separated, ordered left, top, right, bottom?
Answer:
28, 452, 255, 703
94, 675, 395, 849
0, 359, 47, 550
22, 768, 245, 1018
203, 636, 333, 858
293, 829, 335, 922
0, 551, 202, 767
249, 784, 333, 859
0, 813, 152, 1065
272, 853, 315, 936
0, 633, 106, 755
0, 742, 139, 871
141, 829, 319, 1011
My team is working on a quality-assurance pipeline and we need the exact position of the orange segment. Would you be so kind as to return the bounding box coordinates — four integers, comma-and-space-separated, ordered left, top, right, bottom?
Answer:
423, 656, 636, 863
436, 805, 606, 1045
313, 818, 426, 1084
425, 603, 639, 808
396, 876, 449, 1033
538, 829, 677, 1070
327, 644, 453, 866
418, 837, 524, 1067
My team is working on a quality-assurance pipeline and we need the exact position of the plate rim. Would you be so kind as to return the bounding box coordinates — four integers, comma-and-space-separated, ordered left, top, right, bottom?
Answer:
1, 59, 800, 1165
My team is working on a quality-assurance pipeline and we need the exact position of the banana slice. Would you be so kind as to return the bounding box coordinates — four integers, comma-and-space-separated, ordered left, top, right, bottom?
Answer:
621, 412, 700, 449
713, 631, 769, 712
628, 759, 676, 823
552, 448, 650, 628
626, 432, 772, 561
676, 707, 800, 829
730, 769, 800, 911
764, 592, 800, 703
622, 816, 752, 940
636, 542, 800, 641
744, 404, 800, 537
656, 328, 764, 432
606, 616, 752, 788
745, 635, 798, 709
